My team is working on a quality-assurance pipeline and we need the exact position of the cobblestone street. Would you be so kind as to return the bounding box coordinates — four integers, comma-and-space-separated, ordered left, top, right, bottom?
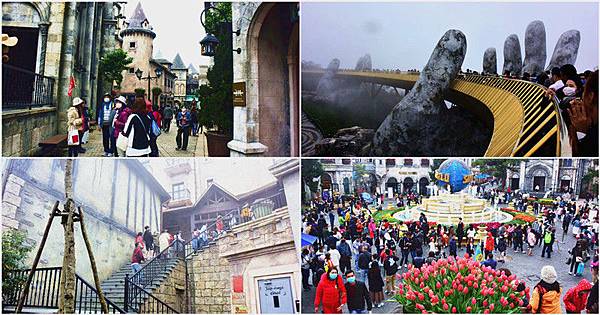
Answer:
60, 120, 207, 157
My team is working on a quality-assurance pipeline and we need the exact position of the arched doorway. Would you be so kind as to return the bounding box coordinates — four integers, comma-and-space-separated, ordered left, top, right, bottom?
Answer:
560, 175, 571, 192
321, 173, 332, 190
419, 177, 429, 196
253, 3, 299, 156
403, 178, 415, 193
510, 174, 520, 191
529, 166, 550, 192
386, 177, 399, 196
343, 177, 350, 195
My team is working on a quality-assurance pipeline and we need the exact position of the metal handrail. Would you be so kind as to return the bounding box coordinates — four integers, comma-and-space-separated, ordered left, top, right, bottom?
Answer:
124, 278, 178, 313
74, 273, 126, 313
2, 267, 125, 313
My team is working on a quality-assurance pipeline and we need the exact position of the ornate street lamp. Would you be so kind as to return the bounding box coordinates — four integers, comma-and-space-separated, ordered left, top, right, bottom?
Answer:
135, 67, 163, 102
199, 3, 240, 57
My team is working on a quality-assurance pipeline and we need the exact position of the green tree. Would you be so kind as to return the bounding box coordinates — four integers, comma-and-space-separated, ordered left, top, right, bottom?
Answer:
472, 159, 521, 189
152, 87, 162, 105
196, 2, 233, 134
302, 159, 324, 193
2, 229, 34, 299
98, 49, 133, 89
581, 167, 599, 196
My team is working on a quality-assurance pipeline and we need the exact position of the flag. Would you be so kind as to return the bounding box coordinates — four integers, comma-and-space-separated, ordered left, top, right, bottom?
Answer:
67, 76, 75, 97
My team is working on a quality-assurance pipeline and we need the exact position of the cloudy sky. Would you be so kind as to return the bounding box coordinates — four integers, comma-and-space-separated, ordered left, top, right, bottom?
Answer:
122, 0, 212, 69
302, 2, 599, 72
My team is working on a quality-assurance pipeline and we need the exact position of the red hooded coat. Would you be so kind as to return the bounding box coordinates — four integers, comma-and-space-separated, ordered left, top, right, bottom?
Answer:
563, 279, 593, 313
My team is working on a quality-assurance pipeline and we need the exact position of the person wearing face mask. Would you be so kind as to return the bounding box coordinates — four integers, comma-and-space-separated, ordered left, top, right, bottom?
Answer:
346, 269, 373, 314
568, 70, 598, 157
97, 93, 114, 156
314, 267, 346, 314
175, 106, 191, 151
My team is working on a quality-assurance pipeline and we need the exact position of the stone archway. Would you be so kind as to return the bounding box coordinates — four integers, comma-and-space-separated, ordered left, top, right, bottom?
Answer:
403, 177, 415, 193
321, 173, 332, 190
419, 177, 429, 196
246, 3, 298, 157
527, 164, 550, 192
386, 177, 399, 195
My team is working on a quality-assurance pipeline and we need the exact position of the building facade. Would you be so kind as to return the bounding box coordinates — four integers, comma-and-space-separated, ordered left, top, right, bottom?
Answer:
506, 159, 598, 196
171, 53, 188, 105
1, 159, 170, 282
2, 1, 121, 156
229, 2, 300, 157
319, 158, 439, 196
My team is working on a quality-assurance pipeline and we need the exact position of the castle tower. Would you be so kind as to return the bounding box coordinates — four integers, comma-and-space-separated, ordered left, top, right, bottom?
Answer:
119, 2, 156, 98
172, 53, 188, 105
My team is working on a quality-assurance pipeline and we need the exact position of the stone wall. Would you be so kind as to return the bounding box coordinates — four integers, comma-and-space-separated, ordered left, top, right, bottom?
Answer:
188, 244, 232, 313
1, 159, 168, 282
2, 108, 57, 156
140, 260, 187, 313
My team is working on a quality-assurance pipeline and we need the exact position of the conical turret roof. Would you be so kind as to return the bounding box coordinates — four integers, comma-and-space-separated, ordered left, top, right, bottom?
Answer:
120, 2, 155, 38
172, 53, 187, 70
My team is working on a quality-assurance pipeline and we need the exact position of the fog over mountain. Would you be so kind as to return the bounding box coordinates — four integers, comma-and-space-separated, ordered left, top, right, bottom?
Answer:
302, 2, 598, 73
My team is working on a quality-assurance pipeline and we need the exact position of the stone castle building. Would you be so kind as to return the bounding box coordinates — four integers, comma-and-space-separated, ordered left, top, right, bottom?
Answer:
228, 2, 300, 157
506, 159, 598, 195
2, 1, 121, 156
319, 158, 447, 196
1, 159, 170, 282
118, 2, 175, 107
171, 53, 188, 105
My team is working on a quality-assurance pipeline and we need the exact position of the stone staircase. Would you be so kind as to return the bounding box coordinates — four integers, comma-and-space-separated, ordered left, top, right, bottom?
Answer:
97, 257, 181, 312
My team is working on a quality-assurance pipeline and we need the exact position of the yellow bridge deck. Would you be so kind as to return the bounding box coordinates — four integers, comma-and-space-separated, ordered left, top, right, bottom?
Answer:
303, 70, 564, 157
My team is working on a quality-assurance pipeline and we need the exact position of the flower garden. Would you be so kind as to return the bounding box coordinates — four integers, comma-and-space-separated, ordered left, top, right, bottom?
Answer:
395, 256, 529, 314
371, 207, 538, 228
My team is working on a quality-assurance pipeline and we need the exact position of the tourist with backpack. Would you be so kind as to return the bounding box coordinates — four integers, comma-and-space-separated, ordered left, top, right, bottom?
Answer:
529, 266, 562, 314
121, 98, 152, 157
541, 228, 555, 259
147, 105, 161, 157
337, 236, 352, 274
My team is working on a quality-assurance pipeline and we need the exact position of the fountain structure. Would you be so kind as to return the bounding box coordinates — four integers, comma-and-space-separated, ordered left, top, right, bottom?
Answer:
393, 159, 513, 225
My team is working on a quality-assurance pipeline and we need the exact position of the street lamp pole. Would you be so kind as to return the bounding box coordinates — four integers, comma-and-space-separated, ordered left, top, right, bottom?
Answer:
135, 67, 163, 103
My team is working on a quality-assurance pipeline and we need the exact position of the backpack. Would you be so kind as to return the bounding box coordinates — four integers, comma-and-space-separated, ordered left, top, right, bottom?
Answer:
544, 232, 552, 244
148, 112, 161, 137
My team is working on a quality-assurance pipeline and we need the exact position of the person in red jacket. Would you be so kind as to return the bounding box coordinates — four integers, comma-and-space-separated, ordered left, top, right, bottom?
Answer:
131, 242, 145, 274
314, 267, 346, 313
563, 278, 592, 313
485, 232, 495, 257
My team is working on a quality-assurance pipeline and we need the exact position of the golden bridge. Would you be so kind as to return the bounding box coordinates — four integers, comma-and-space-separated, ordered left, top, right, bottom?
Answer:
303, 70, 570, 157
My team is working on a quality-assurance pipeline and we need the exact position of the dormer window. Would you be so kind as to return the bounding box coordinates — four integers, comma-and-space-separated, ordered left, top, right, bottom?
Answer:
141, 19, 150, 29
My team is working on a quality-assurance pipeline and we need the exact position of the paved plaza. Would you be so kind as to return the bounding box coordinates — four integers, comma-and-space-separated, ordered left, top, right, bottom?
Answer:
303, 202, 593, 314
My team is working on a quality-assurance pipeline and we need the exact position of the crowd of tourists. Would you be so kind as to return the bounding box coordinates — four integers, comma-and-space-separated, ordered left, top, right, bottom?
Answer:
302, 190, 598, 314
66, 93, 202, 157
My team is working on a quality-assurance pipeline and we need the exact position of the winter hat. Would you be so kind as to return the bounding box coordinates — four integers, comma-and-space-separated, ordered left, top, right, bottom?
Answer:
115, 96, 127, 105
72, 97, 84, 106
541, 265, 557, 284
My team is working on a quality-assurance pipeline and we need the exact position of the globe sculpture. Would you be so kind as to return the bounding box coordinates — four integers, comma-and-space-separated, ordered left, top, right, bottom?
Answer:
393, 159, 513, 225
435, 159, 473, 193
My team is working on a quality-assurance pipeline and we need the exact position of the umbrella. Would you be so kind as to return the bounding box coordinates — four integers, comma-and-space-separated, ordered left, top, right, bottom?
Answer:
301, 233, 318, 247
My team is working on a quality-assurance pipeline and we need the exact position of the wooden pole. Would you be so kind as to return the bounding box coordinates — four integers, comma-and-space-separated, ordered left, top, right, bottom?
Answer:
78, 206, 109, 313
15, 201, 60, 313
59, 159, 76, 313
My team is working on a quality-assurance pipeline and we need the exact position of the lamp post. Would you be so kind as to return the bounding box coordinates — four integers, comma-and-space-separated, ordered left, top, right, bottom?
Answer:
135, 67, 162, 103
199, 3, 240, 57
